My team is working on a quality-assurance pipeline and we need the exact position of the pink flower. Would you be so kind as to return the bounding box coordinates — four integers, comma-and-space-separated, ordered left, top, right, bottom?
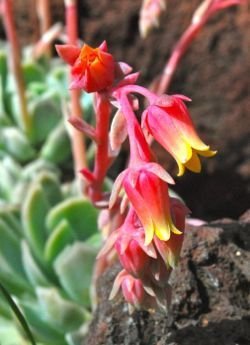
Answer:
56, 41, 115, 93
109, 163, 181, 245
98, 209, 156, 278
143, 94, 216, 176
110, 270, 159, 311
153, 197, 189, 269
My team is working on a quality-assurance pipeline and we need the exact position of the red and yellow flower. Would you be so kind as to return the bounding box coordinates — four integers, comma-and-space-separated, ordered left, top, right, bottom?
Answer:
143, 94, 216, 176
56, 41, 115, 93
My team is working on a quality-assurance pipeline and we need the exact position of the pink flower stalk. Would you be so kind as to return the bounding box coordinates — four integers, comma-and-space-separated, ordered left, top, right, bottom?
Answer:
156, 0, 244, 94
192, 0, 244, 25
142, 94, 216, 176
56, 41, 115, 93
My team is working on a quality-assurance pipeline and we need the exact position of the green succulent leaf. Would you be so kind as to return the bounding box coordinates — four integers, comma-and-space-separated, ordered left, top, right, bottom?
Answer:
22, 62, 45, 86
0, 211, 22, 238
18, 298, 66, 344
22, 183, 49, 259
28, 92, 61, 144
22, 159, 59, 181
36, 287, 87, 333
54, 242, 97, 306
40, 122, 71, 164
21, 241, 50, 288
46, 198, 98, 241
0, 127, 36, 162
0, 49, 8, 88
0, 218, 25, 277
35, 172, 62, 207
44, 220, 75, 264
0, 252, 31, 295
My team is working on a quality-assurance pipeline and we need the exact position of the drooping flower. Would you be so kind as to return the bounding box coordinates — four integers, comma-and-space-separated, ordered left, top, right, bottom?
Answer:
109, 162, 181, 245
98, 208, 157, 278
142, 94, 216, 176
56, 41, 115, 93
153, 197, 189, 269
110, 270, 160, 311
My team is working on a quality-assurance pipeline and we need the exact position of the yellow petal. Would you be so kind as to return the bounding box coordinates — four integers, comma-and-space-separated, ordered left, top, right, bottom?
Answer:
171, 223, 182, 235
185, 152, 201, 173
197, 148, 217, 157
144, 224, 155, 246
176, 159, 185, 177
155, 224, 171, 242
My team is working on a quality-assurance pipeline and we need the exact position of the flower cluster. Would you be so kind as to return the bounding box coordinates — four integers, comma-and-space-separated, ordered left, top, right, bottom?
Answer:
57, 41, 215, 311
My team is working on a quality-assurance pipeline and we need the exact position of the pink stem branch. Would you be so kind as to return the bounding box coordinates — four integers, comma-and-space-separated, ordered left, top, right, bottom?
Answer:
156, 0, 243, 94
36, 0, 51, 55
64, 0, 87, 176
1, 0, 31, 134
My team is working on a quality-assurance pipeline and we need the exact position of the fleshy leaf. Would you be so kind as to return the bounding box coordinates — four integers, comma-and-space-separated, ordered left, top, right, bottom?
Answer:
54, 242, 97, 306
21, 183, 49, 259
44, 220, 75, 264
35, 172, 62, 207
28, 91, 62, 144
18, 299, 66, 344
21, 241, 50, 287
36, 287, 86, 332
0, 127, 35, 162
0, 218, 25, 278
22, 159, 59, 181
0, 252, 31, 295
40, 122, 71, 164
22, 61, 45, 86
46, 197, 98, 241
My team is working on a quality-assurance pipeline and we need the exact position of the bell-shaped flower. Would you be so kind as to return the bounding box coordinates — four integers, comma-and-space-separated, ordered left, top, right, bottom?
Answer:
110, 269, 172, 312
110, 270, 160, 311
142, 94, 216, 176
153, 197, 190, 269
56, 41, 115, 93
98, 209, 157, 278
109, 162, 181, 245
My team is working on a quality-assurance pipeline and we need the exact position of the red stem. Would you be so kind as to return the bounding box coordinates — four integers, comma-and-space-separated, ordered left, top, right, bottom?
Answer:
65, 0, 87, 175
119, 93, 152, 163
156, 21, 203, 95
88, 93, 111, 202
36, 0, 52, 56
156, 0, 243, 94
2, 0, 31, 134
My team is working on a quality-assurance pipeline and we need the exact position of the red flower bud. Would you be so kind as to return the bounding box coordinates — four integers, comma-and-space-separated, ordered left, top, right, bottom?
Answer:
56, 41, 115, 93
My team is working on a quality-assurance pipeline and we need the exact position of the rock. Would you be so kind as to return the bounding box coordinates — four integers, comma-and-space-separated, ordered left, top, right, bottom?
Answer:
85, 213, 250, 345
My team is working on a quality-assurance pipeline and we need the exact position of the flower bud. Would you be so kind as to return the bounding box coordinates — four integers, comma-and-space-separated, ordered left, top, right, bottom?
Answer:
56, 41, 115, 93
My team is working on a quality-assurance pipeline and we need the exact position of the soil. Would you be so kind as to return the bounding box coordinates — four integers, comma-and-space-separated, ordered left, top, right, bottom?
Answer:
85, 210, 250, 345
3, 0, 249, 220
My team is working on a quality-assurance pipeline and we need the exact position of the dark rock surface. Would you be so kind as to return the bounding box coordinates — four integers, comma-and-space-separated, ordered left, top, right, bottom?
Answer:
85, 211, 250, 345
